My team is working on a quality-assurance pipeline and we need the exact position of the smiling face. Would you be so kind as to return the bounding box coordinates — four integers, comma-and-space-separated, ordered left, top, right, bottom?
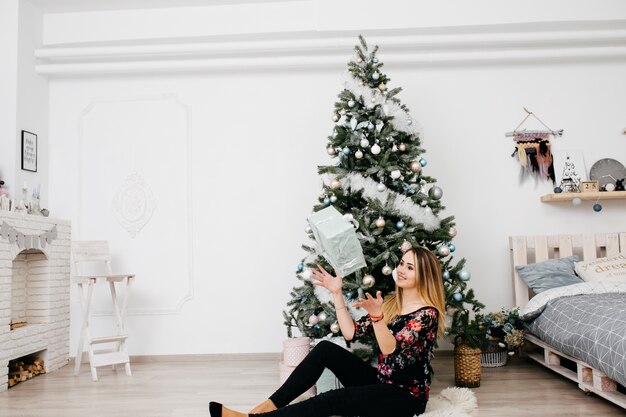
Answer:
396, 250, 418, 289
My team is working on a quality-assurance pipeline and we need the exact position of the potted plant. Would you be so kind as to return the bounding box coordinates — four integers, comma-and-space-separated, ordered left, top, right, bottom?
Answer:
478, 307, 525, 367
448, 304, 487, 388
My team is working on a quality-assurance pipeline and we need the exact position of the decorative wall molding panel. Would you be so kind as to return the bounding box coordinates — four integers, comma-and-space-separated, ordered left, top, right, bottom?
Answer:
111, 171, 157, 238
35, 21, 626, 75
77, 94, 194, 316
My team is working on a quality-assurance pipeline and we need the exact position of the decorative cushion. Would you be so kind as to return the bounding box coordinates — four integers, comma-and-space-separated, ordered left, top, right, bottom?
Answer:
515, 256, 582, 293
575, 253, 626, 282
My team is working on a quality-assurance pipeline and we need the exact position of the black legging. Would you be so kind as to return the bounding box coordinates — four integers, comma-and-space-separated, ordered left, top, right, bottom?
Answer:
252, 341, 427, 417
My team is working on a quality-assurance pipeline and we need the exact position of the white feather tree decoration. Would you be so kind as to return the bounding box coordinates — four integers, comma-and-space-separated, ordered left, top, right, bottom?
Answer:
341, 173, 441, 232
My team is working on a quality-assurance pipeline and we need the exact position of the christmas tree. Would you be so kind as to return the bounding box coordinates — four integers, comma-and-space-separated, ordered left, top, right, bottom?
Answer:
283, 36, 484, 359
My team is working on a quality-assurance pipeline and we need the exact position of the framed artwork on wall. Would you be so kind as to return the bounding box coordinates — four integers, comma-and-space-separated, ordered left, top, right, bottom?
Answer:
21, 130, 37, 172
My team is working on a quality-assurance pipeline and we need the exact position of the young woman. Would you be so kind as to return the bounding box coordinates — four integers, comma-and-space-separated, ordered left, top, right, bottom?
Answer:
209, 245, 446, 417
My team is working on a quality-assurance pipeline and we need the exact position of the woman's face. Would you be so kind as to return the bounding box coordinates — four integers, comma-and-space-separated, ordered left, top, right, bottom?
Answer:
396, 251, 418, 289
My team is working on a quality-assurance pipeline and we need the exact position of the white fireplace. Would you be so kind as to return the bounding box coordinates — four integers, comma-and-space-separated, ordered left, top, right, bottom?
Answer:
0, 211, 71, 391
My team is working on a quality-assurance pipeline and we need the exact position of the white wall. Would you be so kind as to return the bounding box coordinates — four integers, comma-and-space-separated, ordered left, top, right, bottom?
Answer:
38, 0, 626, 355
0, 0, 19, 197
16, 0, 48, 208
0, 0, 48, 207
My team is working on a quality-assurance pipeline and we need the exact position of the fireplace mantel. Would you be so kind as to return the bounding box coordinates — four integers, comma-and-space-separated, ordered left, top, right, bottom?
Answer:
0, 211, 71, 391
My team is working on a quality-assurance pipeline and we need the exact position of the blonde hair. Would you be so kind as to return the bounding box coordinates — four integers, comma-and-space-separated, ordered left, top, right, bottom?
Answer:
381, 247, 446, 338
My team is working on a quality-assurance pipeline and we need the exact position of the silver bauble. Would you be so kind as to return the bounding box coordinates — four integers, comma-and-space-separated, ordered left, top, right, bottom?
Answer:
330, 322, 340, 333
382, 265, 392, 275
372, 72, 380, 80
448, 227, 457, 238
360, 138, 370, 148
438, 245, 451, 256
308, 314, 320, 325
327, 147, 336, 156
305, 226, 312, 234
398, 143, 407, 152
318, 312, 328, 322
377, 183, 386, 192
355, 150, 364, 159
429, 186, 443, 200
332, 113, 339, 122
371, 144, 381, 155
362, 275, 375, 288
410, 161, 422, 173
330, 179, 341, 190
330, 195, 337, 203
390, 170, 401, 180
348, 100, 355, 108
375, 217, 386, 228
392, 144, 398, 152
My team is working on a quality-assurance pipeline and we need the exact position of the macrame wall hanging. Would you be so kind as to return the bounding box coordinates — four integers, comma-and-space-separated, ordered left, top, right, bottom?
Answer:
506, 108, 563, 184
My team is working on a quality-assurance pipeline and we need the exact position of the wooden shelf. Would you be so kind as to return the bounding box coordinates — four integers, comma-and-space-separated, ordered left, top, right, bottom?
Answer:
541, 190, 626, 202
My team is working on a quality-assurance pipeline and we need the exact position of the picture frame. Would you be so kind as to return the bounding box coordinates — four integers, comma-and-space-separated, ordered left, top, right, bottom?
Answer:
21, 130, 37, 172
552, 149, 587, 193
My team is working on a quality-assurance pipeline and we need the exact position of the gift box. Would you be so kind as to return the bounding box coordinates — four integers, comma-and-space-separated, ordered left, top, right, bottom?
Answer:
307, 206, 367, 277
282, 337, 311, 367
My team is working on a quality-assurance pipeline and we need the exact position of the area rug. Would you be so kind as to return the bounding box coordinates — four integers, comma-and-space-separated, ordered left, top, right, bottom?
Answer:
421, 387, 478, 417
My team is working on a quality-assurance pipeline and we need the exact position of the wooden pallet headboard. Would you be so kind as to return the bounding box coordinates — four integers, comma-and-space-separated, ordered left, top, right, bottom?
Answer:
509, 233, 626, 309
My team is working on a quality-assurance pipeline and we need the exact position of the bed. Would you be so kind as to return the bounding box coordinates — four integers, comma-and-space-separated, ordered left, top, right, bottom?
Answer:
509, 233, 626, 409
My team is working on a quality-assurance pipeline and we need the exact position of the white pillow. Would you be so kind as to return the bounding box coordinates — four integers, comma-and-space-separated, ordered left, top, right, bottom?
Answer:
575, 253, 626, 282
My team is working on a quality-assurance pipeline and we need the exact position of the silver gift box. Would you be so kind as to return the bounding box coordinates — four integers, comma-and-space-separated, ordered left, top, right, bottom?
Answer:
307, 206, 367, 277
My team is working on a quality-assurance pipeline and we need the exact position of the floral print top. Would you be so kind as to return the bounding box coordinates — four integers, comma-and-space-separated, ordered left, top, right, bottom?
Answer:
351, 306, 438, 401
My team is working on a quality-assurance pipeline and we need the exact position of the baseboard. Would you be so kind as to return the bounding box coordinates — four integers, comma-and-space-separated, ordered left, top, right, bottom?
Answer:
71, 351, 281, 365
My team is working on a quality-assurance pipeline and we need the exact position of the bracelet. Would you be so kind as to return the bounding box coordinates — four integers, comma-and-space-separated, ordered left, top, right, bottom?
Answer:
336, 306, 348, 311
369, 312, 384, 322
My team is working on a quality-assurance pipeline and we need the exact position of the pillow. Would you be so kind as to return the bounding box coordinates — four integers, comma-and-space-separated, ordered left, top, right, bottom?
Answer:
575, 253, 626, 283
515, 256, 581, 293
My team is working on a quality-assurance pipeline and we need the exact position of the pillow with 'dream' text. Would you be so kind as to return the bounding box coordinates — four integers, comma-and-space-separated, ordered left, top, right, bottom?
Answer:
575, 253, 626, 283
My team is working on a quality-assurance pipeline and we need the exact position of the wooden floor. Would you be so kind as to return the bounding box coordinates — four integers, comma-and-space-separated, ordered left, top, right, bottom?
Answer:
1, 352, 625, 417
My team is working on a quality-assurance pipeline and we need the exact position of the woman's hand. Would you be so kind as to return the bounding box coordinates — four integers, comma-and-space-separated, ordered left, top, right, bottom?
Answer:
310, 264, 343, 295
353, 291, 384, 317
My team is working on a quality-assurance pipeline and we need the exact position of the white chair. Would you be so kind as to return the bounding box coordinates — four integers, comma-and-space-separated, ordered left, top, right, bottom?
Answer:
71, 241, 135, 381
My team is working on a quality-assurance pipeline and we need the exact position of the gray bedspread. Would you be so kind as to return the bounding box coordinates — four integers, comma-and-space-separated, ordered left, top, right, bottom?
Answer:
524, 292, 626, 387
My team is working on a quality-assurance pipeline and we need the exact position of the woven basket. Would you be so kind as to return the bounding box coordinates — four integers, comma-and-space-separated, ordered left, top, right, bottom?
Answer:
481, 339, 507, 368
282, 337, 311, 367
454, 340, 482, 388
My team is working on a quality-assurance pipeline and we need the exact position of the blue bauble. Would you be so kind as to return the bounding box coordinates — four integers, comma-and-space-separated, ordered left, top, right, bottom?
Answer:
323, 197, 331, 205
453, 293, 463, 302
593, 203, 602, 212
419, 159, 427, 167
442, 271, 450, 280
297, 262, 304, 272
554, 187, 562, 193
448, 243, 456, 252
373, 57, 379, 64
458, 269, 471, 281
342, 147, 351, 155
396, 220, 405, 230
